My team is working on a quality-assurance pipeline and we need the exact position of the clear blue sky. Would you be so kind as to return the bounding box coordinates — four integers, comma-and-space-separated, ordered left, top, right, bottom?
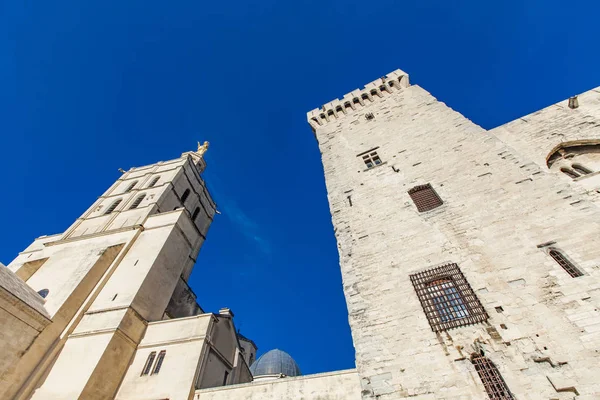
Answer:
1, 1, 599, 375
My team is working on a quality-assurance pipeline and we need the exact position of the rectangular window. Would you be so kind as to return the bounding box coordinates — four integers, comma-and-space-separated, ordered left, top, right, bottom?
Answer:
410, 263, 488, 332
222, 370, 229, 386
152, 350, 166, 375
141, 352, 156, 376
408, 183, 443, 212
548, 248, 584, 278
362, 151, 382, 169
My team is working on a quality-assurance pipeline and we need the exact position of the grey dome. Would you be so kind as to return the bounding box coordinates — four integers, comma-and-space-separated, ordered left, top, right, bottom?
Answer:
249, 349, 301, 377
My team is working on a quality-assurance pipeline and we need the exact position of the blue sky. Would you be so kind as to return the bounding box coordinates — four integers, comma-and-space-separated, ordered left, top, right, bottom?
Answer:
1, 1, 599, 375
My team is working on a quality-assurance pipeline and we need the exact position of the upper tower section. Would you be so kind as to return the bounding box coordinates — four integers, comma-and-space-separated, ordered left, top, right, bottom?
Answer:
307, 69, 409, 132
57, 142, 216, 243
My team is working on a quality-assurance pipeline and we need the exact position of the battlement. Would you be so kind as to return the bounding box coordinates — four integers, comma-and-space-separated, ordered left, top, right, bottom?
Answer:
307, 69, 409, 130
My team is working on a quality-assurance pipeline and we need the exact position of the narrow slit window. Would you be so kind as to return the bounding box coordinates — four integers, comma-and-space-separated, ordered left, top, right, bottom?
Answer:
152, 351, 166, 375
548, 248, 583, 277
361, 151, 382, 169
410, 263, 488, 332
408, 184, 443, 212
181, 189, 191, 204
141, 352, 156, 376
129, 194, 146, 210
561, 168, 580, 179
148, 176, 160, 187
471, 354, 514, 399
125, 181, 138, 193
572, 164, 592, 175
222, 370, 229, 386
104, 199, 122, 215
191, 207, 200, 221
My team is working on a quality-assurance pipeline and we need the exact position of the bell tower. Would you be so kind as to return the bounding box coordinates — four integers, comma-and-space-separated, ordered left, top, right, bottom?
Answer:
2, 144, 217, 400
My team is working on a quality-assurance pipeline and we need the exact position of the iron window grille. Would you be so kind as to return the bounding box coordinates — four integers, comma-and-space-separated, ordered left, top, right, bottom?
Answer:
548, 248, 583, 278
471, 354, 514, 399
408, 184, 443, 212
141, 352, 156, 376
148, 176, 160, 187
129, 194, 146, 210
410, 263, 488, 332
125, 181, 138, 193
362, 151, 382, 169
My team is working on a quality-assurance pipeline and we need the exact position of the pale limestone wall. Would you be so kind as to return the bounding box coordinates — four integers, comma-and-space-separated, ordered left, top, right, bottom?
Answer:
116, 315, 213, 400
195, 369, 362, 400
490, 88, 600, 205
309, 72, 600, 399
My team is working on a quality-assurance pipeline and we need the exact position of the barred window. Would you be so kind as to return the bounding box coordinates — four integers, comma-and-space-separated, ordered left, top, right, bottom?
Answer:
181, 189, 191, 204
141, 352, 156, 376
410, 263, 488, 332
104, 199, 122, 215
548, 248, 583, 278
408, 184, 443, 212
471, 354, 514, 399
129, 194, 146, 210
152, 350, 166, 374
361, 151, 382, 169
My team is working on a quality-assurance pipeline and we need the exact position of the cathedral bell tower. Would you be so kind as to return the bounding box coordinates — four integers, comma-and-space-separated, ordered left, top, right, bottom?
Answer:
2, 143, 216, 400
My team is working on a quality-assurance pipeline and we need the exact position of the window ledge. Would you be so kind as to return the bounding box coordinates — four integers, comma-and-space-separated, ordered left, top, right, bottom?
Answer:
363, 161, 388, 172
574, 171, 600, 181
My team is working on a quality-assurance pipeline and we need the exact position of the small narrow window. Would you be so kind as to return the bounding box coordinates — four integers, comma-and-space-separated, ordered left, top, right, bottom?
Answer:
327, 110, 334, 117
410, 263, 488, 332
129, 194, 146, 210
365, 113, 375, 121
370, 89, 379, 97
344, 102, 352, 109
561, 168, 580, 179
572, 164, 592, 175
222, 370, 229, 386
125, 181, 138, 193
335, 106, 343, 113
408, 184, 443, 212
361, 151, 382, 169
37, 289, 49, 299
471, 354, 514, 399
379, 85, 388, 93
181, 189, 191, 204
320, 114, 326, 120
141, 352, 156, 376
361, 93, 369, 101
152, 351, 166, 374
353, 98, 361, 105
191, 207, 200, 221
148, 176, 160, 188
104, 199, 122, 214
548, 248, 583, 277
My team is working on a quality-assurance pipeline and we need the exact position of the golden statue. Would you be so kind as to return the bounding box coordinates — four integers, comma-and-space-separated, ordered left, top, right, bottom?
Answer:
197, 141, 209, 156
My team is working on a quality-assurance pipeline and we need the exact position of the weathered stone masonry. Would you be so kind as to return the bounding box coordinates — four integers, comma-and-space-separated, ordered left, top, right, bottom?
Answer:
308, 69, 600, 399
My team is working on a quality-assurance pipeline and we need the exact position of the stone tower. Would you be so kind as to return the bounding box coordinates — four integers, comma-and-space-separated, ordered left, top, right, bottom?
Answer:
308, 70, 600, 398
1, 146, 254, 399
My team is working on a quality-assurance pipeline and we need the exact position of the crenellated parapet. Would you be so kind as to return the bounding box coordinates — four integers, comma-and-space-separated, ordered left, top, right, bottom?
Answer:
306, 69, 409, 130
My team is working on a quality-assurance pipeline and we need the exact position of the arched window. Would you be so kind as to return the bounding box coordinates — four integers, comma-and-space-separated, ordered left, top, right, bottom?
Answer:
141, 352, 156, 376
37, 289, 49, 299
129, 194, 146, 210
191, 207, 200, 221
560, 168, 580, 179
152, 350, 166, 374
471, 353, 514, 399
148, 176, 160, 188
572, 164, 592, 175
104, 199, 122, 215
125, 181, 138, 193
181, 189, 191, 204
548, 248, 583, 277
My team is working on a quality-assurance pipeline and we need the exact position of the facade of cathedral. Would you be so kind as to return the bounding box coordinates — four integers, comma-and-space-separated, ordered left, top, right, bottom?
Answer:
1, 68, 600, 399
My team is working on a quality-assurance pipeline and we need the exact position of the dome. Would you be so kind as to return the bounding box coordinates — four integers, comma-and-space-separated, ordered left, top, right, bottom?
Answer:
249, 349, 301, 378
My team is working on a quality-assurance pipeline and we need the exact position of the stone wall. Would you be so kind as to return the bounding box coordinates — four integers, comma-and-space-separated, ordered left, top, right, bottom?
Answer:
194, 369, 362, 400
309, 72, 600, 399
